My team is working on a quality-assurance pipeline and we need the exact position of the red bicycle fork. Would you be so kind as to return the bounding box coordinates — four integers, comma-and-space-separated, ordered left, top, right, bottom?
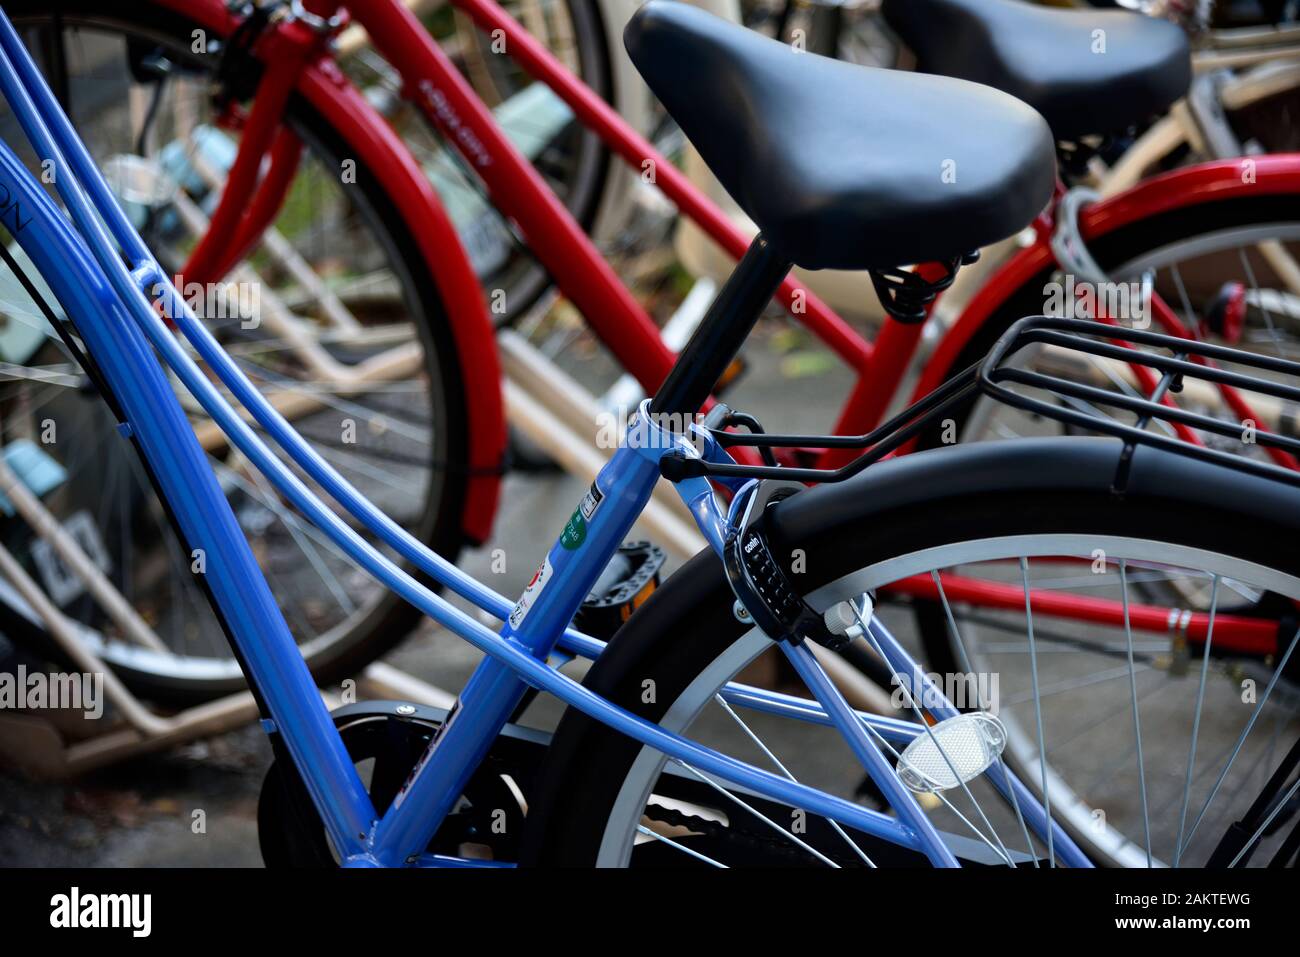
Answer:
181, 17, 319, 285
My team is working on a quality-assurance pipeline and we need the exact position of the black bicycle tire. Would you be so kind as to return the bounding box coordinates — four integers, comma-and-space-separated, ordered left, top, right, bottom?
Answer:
520, 439, 1300, 866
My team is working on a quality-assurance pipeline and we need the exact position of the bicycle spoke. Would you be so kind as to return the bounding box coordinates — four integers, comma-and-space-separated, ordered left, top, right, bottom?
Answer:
1202, 708, 1291, 850
1021, 558, 1055, 867
712, 693, 876, 867
1179, 623, 1300, 858
1002, 662, 1156, 707
671, 759, 841, 867
127, 440, 231, 652
1045, 672, 1175, 763
932, 570, 1038, 866
1168, 260, 1200, 337
849, 601, 1018, 867
245, 363, 433, 447
853, 701, 1017, 866
1238, 246, 1283, 351
240, 462, 357, 618
1174, 574, 1219, 868
781, 638, 962, 866
634, 824, 728, 868
1228, 776, 1300, 868
1118, 561, 1154, 866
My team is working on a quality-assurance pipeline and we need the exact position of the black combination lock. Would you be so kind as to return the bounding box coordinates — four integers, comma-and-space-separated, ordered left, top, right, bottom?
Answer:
723, 481, 846, 651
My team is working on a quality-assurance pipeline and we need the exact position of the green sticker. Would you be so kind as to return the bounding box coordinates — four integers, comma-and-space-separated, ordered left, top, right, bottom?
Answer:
560, 509, 587, 550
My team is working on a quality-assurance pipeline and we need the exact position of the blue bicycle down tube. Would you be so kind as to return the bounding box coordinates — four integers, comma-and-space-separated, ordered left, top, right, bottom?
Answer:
369, 411, 679, 863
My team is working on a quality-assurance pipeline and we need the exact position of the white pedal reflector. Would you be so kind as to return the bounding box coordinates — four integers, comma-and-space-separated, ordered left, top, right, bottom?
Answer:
896, 713, 1007, 793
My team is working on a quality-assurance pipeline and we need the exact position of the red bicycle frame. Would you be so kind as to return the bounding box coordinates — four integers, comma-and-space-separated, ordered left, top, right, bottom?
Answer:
153, 0, 1300, 657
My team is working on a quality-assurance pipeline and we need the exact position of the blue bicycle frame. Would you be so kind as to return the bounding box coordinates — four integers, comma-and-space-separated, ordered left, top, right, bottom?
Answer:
0, 7, 1087, 868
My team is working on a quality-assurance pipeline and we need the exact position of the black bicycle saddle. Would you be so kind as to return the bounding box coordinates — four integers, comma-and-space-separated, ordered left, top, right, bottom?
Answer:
624, 1, 1056, 271
881, 0, 1192, 142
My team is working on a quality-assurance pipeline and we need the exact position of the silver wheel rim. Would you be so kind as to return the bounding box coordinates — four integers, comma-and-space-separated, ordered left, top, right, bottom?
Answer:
594, 534, 1300, 868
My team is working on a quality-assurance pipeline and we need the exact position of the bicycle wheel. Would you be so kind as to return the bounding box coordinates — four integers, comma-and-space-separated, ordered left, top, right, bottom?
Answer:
523, 439, 1300, 867
0, 2, 470, 701
916, 196, 1300, 626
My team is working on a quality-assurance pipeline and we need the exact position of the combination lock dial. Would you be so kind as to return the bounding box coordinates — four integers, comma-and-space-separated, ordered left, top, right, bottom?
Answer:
723, 481, 846, 651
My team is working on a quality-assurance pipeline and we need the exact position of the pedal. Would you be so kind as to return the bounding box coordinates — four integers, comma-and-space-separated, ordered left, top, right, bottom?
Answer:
573, 541, 665, 640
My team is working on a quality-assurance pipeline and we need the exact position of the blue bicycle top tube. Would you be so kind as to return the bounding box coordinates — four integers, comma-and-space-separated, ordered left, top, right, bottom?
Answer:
146, 264, 579, 633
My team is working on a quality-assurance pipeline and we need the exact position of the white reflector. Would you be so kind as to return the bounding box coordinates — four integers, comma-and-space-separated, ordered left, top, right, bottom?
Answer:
896, 712, 1007, 793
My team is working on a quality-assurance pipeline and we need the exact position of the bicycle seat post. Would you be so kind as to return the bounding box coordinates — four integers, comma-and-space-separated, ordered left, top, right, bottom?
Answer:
648, 235, 790, 420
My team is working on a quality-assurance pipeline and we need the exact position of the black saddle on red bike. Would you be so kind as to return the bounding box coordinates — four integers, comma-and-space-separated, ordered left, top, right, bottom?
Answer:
624, 1, 1056, 272
881, 0, 1191, 142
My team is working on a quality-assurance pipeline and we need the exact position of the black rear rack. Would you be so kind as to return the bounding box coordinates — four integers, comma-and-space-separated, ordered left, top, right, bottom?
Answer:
659, 315, 1300, 494
658, 360, 982, 484
979, 316, 1300, 493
